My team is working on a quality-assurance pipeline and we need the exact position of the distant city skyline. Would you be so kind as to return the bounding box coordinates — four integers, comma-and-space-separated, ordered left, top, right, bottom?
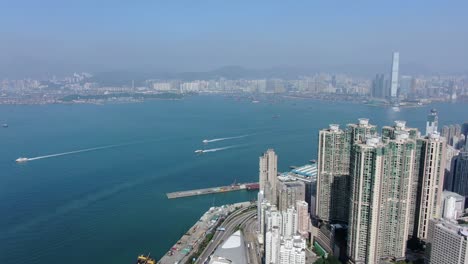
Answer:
1, 1, 468, 77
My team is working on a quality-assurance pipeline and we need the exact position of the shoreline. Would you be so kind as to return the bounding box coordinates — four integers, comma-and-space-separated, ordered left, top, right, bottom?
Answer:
157, 202, 252, 264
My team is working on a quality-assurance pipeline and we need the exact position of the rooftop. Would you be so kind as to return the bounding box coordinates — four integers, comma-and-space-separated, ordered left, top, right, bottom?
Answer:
209, 230, 248, 264
291, 164, 317, 178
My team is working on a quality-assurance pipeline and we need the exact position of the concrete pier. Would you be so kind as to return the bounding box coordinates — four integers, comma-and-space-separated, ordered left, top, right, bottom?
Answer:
166, 182, 259, 199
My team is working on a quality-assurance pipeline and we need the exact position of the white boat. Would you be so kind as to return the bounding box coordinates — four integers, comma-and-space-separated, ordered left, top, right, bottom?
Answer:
194, 150, 204, 154
202, 140, 209, 144
16, 157, 29, 163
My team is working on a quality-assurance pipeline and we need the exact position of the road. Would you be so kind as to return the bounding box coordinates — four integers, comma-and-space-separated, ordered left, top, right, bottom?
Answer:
243, 216, 262, 264
196, 207, 256, 264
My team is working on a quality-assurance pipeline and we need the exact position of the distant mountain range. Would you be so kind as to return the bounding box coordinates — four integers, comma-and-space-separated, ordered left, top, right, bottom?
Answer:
91, 64, 449, 86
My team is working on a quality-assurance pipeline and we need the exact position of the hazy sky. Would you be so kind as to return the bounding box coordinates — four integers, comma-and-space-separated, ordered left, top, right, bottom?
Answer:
1, 0, 467, 77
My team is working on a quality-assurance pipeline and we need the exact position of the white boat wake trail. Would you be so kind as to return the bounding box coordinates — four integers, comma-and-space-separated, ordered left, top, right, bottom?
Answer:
204, 135, 248, 143
27, 143, 133, 161
203, 145, 237, 153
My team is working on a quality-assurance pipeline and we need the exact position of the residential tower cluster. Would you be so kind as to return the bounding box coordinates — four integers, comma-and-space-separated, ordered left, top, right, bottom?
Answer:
254, 110, 468, 264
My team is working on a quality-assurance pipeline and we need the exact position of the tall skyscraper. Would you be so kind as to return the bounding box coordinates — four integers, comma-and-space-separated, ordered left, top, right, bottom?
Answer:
399, 75, 413, 98
371, 74, 385, 99
461, 122, 468, 139
390, 52, 400, 98
382, 121, 421, 238
441, 125, 449, 139
316, 119, 377, 223
315, 117, 448, 263
414, 132, 446, 240
347, 130, 416, 263
347, 118, 378, 143
425, 109, 439, 136
425, 218, 468, 264
443, 145, 460, 191
452, 152, 468, 197
316, 124, 350, 222
260, 149, 278, 205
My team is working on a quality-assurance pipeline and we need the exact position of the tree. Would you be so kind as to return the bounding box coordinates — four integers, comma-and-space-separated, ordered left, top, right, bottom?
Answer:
314, 255, 341, 264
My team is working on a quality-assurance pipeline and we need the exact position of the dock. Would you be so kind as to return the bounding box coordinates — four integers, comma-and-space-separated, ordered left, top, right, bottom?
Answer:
166, 182, 259, 199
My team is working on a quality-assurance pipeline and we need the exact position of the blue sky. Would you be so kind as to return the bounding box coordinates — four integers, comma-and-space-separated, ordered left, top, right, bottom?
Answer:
0, 0, 467, 77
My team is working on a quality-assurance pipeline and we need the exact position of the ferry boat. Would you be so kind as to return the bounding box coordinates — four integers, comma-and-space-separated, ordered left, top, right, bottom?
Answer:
16, 157, 29, 163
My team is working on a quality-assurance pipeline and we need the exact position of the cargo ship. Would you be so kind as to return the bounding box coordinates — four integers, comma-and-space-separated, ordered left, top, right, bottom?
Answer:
245, 183, 259, 190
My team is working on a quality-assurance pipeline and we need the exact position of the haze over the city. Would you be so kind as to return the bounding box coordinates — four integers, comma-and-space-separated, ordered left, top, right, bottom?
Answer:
1, 0, 468, 78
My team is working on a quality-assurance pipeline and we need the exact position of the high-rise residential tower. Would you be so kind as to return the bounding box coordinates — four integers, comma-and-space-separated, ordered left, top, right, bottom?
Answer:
281, 207, 298, 238
452, 151, 468, 197
316, 124, 349, 222
316, 119, 377, 223
390, 52, 400, 98
347, 129, 416, 263
414, 132, 446, 240
265, 227, 281, 264
382, 121, 422, 238
425, 109, 439, 136
260, 149, 278, 205
296, 200, 310, 238
371, 74, 385, 99
462, 122, 468, 139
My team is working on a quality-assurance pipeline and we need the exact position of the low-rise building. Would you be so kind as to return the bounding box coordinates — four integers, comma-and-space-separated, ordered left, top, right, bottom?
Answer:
425, 218, 468, 264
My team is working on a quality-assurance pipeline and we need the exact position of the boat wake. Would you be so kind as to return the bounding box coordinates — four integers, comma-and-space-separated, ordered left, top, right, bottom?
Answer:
203, 145, 238, 153
203, 135, 248, 144
24, 142, 140, 162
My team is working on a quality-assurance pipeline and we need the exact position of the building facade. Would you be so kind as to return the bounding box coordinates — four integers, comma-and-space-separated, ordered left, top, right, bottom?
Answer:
316, 119, 377, 223
296, 200, 310, 237
414, 133, 446, 240
441, 191, 465, 220
425, 109, 438, 136
390, 52, 400, 98
425, 218, 468, 264
453, 152, 468, 197
277, 180, 305, 212
347, 132, 416, 263
260, 149, 278, 205
279, 236, 306, 264
316, 124, 350, 222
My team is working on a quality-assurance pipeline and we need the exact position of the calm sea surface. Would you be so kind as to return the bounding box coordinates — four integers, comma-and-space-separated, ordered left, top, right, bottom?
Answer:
0, 96, 466, 263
